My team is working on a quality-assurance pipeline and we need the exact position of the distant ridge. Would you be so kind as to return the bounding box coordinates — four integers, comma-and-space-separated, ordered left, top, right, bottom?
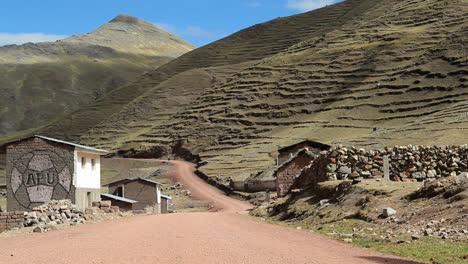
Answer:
0, 14, 194, 139
64, 14, 195, 57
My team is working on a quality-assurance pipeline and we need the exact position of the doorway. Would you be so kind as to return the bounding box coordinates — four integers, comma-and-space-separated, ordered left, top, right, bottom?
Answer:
86, 192, 92, 208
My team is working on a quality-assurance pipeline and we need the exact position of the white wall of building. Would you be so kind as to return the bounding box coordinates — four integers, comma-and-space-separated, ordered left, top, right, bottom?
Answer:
74, 149, 101, 189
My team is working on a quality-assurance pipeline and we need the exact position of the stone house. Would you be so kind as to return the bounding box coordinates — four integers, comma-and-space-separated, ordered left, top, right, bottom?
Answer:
103, 178, 167, 213
274, 149, 317, 197
272, 140, 331, 167
3, 135, 107, 211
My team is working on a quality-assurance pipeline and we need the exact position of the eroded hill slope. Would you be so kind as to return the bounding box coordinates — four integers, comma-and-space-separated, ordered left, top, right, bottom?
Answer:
0, 14, 193, 138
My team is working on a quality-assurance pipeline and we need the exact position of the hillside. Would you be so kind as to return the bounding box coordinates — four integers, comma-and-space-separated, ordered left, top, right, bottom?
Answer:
25, 0, 468, 184
0, 14, 194, 139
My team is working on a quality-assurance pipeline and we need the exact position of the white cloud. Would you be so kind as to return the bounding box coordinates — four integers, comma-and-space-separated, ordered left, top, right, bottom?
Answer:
0, 33, 67, 46
153, 22, 176, 34
185, 26, 213, 38
286, 0, 336, 12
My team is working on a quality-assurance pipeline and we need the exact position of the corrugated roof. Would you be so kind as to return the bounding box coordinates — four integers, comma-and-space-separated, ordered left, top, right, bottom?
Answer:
101, 193, 138, 203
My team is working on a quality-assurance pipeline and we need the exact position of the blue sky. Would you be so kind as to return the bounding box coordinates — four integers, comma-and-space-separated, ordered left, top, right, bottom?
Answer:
0, 0, 340, 47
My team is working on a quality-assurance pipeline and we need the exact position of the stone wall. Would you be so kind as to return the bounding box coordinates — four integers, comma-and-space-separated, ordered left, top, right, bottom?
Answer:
327, 145, 467, 181
291, 152, 330, 191
0, 211, 24, 232
278, 145, 467, 196
6, 137, 76, 211
275, 150, 315, 197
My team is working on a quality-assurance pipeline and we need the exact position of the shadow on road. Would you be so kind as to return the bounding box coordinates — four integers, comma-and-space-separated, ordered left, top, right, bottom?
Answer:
359, 256, 422, 264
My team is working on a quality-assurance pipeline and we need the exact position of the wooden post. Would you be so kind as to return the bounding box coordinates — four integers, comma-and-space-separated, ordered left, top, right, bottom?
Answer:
383, 155, 390, 181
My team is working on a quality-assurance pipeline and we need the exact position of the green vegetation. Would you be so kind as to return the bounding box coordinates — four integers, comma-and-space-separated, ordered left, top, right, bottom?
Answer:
354, 237, 468, 264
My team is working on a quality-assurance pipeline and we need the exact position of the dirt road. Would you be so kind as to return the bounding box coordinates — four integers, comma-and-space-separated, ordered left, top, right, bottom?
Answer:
0, 160, 420, 264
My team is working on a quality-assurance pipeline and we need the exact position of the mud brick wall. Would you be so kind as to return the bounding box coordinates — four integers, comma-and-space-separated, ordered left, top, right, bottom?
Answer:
276, 151, 315, 197
6, 137, 76, 211
0, 211, 24, 232
291, 153, 330, 191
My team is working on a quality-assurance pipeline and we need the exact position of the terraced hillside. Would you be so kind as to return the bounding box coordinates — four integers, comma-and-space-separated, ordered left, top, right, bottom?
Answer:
0, 14, 194, 139
40, 0, 383, 142
43, 0, 468, 184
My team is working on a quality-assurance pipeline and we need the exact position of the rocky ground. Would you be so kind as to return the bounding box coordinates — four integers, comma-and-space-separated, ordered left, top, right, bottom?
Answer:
250, 173, 468, 264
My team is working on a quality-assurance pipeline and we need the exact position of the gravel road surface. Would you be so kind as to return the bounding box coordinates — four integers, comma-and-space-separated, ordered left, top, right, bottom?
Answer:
0, 160, 420, 264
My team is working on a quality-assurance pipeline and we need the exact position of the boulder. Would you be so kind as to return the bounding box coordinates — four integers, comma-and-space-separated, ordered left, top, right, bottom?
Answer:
33, 226, 45, 233
382, 207, 397, 218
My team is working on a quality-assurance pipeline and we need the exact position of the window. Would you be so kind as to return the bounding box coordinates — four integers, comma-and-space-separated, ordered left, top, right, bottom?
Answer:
91, 159, 96, 170
81, 157, 86, 168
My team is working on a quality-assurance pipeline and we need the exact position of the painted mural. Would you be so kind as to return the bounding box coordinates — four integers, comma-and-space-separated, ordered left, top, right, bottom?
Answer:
8, 148, 74, 210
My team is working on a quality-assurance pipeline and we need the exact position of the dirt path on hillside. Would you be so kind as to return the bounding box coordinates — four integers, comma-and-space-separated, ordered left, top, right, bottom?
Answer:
0, 160, 421, 264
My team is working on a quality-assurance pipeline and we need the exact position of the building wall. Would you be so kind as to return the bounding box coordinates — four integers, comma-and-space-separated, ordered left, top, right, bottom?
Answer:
75, 187, 101, 211
0, 211, 24, 233
231, 180, 276, 192
119, 180, 158, 211
6, 137, 76, 211
74, 150, 101, 189
276, 154, 314, 197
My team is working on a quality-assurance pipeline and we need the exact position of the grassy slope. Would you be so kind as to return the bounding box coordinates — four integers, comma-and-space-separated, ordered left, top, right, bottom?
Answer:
0, 54, 171, 137
78, 0, 467, 183
38, 0, 380, 143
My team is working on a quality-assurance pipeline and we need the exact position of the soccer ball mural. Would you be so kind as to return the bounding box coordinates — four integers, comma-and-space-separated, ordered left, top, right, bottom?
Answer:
10, 150, 73, 210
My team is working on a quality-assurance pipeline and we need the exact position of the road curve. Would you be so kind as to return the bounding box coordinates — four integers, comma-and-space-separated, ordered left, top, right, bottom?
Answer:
0, 160, 421, 264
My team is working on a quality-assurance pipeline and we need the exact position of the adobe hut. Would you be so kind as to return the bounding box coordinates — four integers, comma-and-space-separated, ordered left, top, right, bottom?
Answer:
273, 140, 331, 167
104, 178, 163, 213
3, 135, 107, 211
274, 149, 317, 197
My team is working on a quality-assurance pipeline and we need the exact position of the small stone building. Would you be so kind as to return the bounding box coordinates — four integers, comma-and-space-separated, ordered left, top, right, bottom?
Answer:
104, 178, 164, 213
3, 135, 107, 211
274, 149, 317, 197
273, 140, 331, 167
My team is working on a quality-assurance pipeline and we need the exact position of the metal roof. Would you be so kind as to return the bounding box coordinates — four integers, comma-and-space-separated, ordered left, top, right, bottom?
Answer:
35, 135, 108, 154
160, 194, 172, 200
101, 193, 138, 203
1, 135, 108, 154
104, 177, 163, 186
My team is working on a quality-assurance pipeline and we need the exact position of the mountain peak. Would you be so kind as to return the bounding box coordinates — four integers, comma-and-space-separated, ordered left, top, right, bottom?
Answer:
64, 14, 195, 57
109, 14, 141, 24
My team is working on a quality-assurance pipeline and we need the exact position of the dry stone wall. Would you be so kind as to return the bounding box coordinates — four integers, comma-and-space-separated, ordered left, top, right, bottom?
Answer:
284, 145, 467, 196
326, 145, 467, 182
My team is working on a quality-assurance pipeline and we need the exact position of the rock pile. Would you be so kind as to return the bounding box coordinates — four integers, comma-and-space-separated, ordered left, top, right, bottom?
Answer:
25, 199, 86, 229
326, 145, 467, 182
87, 201, 120, 214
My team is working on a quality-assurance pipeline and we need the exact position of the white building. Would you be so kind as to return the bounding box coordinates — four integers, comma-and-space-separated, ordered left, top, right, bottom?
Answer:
3, 135, 107, 211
